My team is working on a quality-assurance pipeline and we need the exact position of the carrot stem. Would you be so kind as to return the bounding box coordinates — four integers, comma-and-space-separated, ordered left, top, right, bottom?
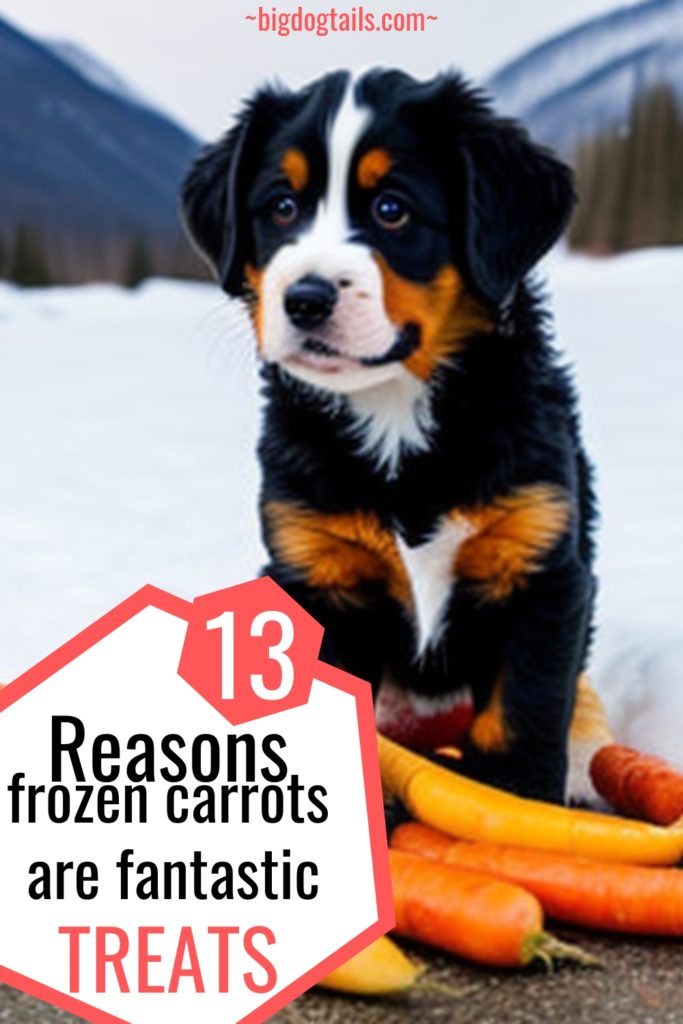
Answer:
526, 934, 600, 970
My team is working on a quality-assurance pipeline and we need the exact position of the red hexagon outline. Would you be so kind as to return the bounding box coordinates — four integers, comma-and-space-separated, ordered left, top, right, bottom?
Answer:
0, 583, 395, 1024
178, 577, 326, 726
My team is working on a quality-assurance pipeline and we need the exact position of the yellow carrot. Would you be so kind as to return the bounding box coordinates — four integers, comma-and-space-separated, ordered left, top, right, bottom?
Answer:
379, 734, 683, 866
317, 936, 423, 995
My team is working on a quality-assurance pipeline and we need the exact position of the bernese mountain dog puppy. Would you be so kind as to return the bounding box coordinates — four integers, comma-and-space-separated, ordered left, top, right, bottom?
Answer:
182, 68, 597, 805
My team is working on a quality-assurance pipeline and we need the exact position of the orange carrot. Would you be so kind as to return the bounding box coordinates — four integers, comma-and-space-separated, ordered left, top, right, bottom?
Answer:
379, 733, 683, 865
591, 743, 683, 826
393, 822, 683, 936
389, 849, 595, 968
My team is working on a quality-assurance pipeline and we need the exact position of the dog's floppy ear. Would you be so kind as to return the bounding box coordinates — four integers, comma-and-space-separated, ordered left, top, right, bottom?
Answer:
458, 121, 576, 308
181, 104, 259, 296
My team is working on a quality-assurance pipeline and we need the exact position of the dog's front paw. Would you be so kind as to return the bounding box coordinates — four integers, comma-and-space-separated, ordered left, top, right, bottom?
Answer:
565, 736, 608, 808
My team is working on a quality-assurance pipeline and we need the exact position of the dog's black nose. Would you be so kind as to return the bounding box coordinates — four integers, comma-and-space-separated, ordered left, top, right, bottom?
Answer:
284, 274, 338, 330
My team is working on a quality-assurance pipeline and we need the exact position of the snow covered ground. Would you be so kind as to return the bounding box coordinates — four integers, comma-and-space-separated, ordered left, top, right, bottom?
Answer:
550, 250, 683, 765
0, 249, 682, 762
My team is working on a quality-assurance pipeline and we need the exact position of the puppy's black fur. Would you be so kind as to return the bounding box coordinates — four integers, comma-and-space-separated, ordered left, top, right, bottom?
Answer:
182, 69, 596, 804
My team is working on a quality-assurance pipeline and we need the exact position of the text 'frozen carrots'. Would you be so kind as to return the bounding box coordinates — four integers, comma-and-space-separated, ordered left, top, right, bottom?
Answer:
393, 822, 683, 936
317, 936, 423, 995
591, 743, 683, 826
390, 849, 594, 968
378, 733, 683, 866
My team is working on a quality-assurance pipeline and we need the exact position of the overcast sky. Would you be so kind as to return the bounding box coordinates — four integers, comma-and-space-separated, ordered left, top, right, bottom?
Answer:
2, 0, 637, 137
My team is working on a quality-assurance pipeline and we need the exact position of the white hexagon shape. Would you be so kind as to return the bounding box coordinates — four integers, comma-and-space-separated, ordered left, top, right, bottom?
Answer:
0, 585, 393, 1024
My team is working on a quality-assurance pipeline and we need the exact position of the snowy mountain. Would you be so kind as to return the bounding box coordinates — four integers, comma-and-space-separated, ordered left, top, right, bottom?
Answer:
488, 0, 683, 154
0, 15, 200, 282
46, 39, 147, 109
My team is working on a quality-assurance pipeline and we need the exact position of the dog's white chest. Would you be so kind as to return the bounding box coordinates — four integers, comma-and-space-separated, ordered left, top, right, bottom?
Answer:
395, 518, 474, 656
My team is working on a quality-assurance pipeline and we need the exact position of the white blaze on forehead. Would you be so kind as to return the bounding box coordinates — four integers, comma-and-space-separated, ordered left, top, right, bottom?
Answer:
256, 70, 438, 474
307, 75, 370, 245
259, 72, 396, 375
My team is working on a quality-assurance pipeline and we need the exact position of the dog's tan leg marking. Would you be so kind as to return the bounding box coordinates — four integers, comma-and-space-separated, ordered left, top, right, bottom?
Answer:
454, 484, 571, 602
571, 673, 613, 745
470, 672, 512, 753
567, 673, 613, 805
263, 500, 412, 609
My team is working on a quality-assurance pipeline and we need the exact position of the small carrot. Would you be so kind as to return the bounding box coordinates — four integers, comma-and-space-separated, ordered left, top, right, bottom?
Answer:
591, 743, 683, 826
378, 734, 683, 866
317, 936, 424, 995
390, 849, 594, 968
393, 822, 683, 936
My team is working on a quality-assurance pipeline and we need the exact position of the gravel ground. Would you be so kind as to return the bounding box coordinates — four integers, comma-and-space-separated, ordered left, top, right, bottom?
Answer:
3, 934, 683, 1024
274, 934, 683, 1024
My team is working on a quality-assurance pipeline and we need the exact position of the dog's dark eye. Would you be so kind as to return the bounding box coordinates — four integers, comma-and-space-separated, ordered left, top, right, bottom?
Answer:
371, 192, 410, 230
271, 194, 299, 227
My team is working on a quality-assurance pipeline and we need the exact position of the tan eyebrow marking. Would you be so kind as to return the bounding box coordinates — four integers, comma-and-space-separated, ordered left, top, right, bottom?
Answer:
281, 148, 309, 192
357, 147, 393, 189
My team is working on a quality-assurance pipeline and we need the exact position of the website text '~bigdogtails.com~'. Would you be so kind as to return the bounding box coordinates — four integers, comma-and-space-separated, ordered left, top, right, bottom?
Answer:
246, 5, 439, 35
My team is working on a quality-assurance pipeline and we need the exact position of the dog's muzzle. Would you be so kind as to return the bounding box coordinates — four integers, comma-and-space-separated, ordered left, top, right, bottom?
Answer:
283, 272, 420, 368
359, 323, 420, 366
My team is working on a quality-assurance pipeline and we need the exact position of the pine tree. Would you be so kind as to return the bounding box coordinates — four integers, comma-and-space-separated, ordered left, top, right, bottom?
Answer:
570, 130, 631, 252
570, 84, 683, 254
7, 226, 53, 287
124, 235, 154, 288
